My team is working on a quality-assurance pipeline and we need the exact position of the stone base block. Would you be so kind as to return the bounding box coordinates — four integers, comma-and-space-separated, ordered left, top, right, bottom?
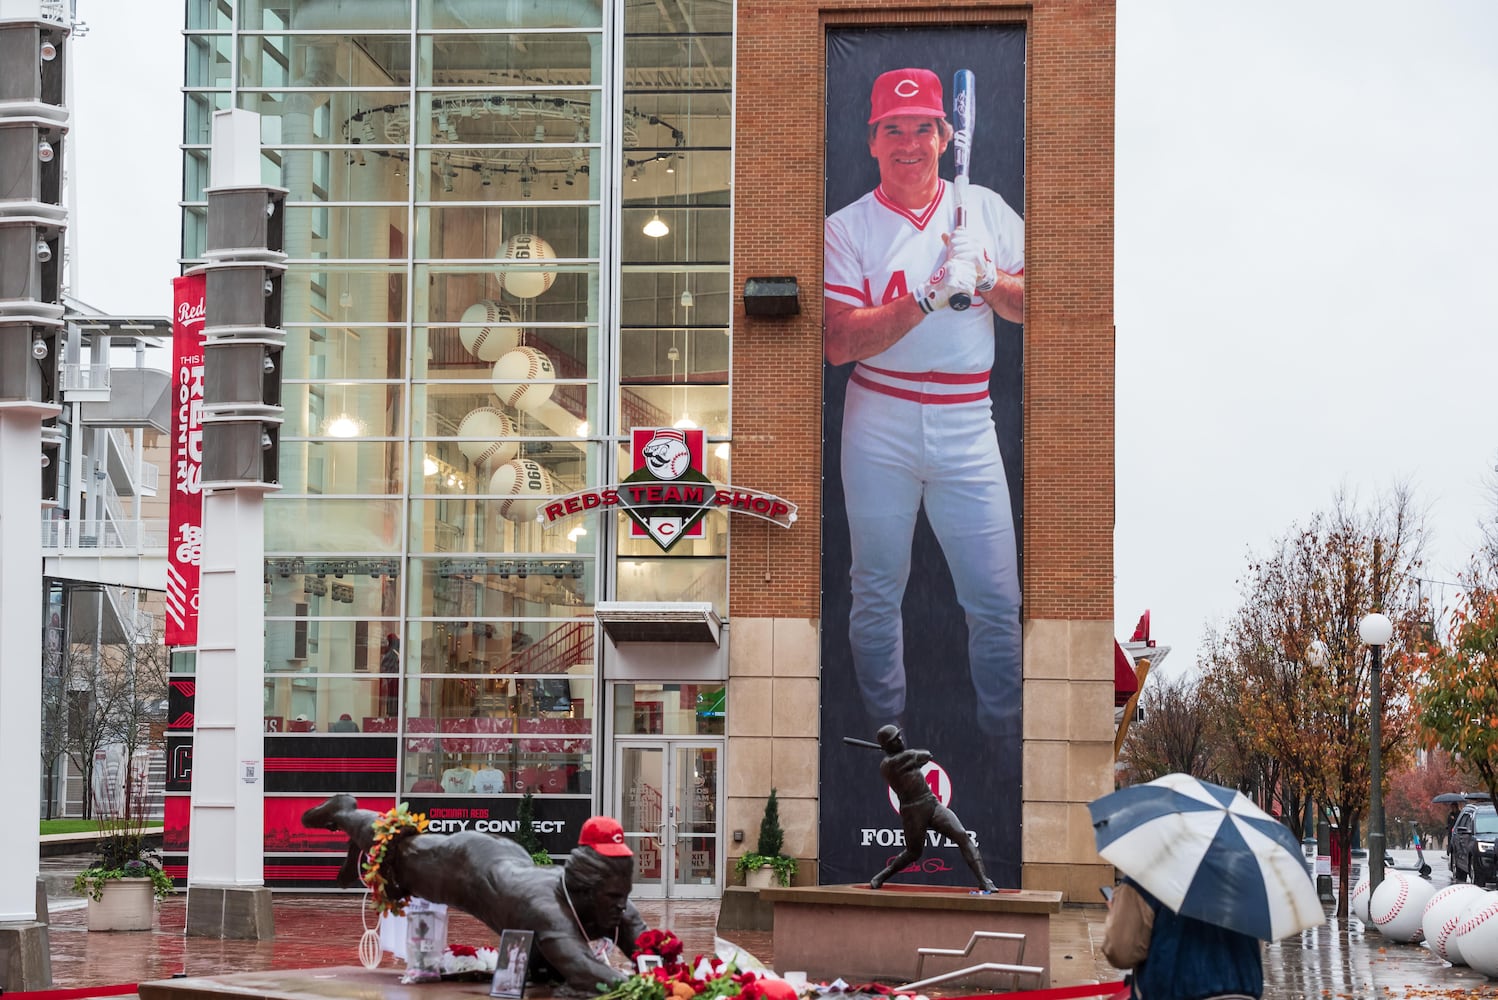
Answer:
185, 885, 275, 940
762, 884, 1062, 989
716, 885, 775, 933
0, 921, 52, 991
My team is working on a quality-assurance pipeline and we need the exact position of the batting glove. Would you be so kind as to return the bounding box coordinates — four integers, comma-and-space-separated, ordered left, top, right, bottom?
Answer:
914, 261, 976, 314
946, 228, 999, 293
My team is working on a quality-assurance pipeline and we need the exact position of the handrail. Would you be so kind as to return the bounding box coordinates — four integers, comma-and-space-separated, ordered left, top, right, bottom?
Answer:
41, 517, 169, 552
503, 618, 592, 676
61, 363, 112, 392
107, 428, 162, 494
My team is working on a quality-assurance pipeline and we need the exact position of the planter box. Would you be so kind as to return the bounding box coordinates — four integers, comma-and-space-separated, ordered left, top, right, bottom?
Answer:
87, 877, 156, 931
745, 867, 776, 890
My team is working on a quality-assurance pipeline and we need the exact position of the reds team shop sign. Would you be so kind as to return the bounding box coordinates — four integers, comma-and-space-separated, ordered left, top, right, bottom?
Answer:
538, 428, 796, 552
166, 274, 206, 647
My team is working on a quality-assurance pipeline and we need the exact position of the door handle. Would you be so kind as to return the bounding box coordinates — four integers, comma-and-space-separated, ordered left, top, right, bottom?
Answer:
655, 821, 667, 850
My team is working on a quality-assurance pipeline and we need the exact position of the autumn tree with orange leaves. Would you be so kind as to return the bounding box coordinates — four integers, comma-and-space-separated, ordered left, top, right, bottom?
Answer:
1201, 489, 1427, 916
1418, 582, 1498, 804
1386, 750, 1479, 851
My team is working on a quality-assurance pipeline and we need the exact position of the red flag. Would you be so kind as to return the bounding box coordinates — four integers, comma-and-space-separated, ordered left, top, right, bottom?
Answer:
166, 274, 206, 646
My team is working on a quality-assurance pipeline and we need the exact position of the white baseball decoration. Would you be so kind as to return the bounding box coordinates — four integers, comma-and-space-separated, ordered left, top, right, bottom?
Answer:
458, 300, 522, 361
1422, 883, 1487, 964
456, 407, 518, 469
1452, 891, 1498, 976
1351, 873, 1374, 926
492, 347, 556, 412
1369, 870, 1435, 942
497, 233, 557, 298
489, 458, 552, 523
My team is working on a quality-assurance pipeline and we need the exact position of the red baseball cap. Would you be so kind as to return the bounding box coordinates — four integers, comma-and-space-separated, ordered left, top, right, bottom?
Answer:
579, 816, 632, 856
868, 68, 946, 124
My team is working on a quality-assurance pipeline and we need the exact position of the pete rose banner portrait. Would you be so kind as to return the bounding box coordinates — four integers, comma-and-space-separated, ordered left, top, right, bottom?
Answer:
820, 25, 1026, 888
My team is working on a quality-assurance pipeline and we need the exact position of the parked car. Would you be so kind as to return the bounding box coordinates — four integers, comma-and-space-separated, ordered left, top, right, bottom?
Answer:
1451, 802, 1498, 887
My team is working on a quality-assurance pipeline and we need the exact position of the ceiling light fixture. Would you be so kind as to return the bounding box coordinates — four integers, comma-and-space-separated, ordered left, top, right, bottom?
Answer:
324, 414, 364, 438
643, 214, 669, 238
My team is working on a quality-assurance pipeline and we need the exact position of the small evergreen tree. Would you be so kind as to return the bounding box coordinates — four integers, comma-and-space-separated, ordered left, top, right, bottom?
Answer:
756, 787, 785, 857
515, 791, 547, 857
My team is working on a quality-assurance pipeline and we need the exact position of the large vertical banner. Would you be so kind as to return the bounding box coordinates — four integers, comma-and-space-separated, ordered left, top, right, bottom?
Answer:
167, 273, 206, 646
820, 26, 1026, 888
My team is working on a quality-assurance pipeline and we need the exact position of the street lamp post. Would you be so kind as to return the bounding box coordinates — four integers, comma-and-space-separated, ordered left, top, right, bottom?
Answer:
1359, 612, 1393, 892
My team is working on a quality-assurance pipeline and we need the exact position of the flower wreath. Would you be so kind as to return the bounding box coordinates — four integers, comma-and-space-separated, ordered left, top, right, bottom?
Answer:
361, 802, 430, 915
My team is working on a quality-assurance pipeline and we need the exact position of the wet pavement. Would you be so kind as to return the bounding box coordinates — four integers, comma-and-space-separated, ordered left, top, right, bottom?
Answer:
32, 849, 1498, 999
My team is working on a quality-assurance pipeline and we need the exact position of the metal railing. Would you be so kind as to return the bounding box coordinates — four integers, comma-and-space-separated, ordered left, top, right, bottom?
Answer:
61, 363, 112, 392
41, 517, 169, 553
107, 428, 162, 494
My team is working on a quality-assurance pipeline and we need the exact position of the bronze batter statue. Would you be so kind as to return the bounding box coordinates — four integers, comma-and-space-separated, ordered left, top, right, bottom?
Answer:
303, 794, 647, 991
869, 726, 996, 892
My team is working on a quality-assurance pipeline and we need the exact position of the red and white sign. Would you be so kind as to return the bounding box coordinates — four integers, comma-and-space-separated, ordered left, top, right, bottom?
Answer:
535, 427, 798, 552
628, 426, 708, 545
166, 274, 206, 647
888, 761, 952, 813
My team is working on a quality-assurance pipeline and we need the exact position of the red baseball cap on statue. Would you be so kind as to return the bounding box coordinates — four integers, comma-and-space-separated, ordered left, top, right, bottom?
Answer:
867, 68, 946, 124
579, 816, 633, 856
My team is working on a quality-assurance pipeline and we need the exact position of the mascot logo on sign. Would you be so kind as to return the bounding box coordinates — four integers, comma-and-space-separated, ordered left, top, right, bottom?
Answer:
642, 429, 692, 481
623, 427, 710, 551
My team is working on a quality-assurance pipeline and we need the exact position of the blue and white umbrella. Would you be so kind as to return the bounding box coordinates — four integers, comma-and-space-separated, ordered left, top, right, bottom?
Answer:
1089, 773, 1325, 941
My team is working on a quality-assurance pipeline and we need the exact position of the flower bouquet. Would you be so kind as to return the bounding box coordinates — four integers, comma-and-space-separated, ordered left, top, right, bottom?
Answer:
439, 944, 500, 981
598, 930, 783, 1000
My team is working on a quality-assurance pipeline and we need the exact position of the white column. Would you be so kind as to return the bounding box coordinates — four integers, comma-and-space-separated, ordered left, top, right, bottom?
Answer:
0, 403, 58, 921
186, 487, 268, 884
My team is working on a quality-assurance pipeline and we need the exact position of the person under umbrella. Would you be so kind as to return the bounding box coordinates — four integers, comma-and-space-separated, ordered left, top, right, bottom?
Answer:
1102, 876, 1262, 1000
1091, 773, 1325, 1000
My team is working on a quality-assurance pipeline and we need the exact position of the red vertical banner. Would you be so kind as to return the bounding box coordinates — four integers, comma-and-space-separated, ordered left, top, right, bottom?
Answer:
166, 274, 206, 647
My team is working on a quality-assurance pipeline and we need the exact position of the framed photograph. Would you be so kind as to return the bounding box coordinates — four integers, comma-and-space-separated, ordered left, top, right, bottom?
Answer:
637, 955, 664, 974
490, 929, 535, 999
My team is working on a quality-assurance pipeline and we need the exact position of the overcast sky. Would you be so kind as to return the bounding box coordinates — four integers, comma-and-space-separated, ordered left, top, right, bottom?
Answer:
69, 1, 1498, 673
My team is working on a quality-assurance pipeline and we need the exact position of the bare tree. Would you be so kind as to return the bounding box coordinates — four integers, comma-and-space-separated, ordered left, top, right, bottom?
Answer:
52, 616, 169, 819
1119, 672, 1217, 783
1196, 641, 1303, 837
1480, 452, 1498, 585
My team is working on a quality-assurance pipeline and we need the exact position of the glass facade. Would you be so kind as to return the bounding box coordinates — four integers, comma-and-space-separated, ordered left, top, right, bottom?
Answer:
179, 0, 732, 884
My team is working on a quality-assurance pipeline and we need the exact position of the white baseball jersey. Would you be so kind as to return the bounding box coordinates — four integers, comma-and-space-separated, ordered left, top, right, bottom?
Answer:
825, 180, 1023, 379
825, 178, 1025, 738
440, 766, 475, 794
472, 768, 507, 794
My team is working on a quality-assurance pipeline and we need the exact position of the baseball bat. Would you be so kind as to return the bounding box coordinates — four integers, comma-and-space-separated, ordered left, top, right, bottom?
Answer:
948, 68, 976, 312
842, 736, 883, 750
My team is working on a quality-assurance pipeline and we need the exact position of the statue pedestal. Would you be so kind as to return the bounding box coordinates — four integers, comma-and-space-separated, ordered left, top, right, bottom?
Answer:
141, 966, 464, 1000
760, 884, 1062, 990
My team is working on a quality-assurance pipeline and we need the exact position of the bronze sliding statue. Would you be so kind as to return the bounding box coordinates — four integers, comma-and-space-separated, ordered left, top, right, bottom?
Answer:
303, 794, 647, 991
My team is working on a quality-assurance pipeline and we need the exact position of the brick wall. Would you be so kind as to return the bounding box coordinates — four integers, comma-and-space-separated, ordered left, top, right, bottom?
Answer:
729, 0, 1115, 623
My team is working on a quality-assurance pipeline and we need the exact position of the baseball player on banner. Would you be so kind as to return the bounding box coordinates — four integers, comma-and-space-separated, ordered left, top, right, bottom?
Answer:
824, 67, 1023, 736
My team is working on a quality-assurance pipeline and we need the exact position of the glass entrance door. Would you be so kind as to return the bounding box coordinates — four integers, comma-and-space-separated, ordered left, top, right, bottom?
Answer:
615, 741, 722, 898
